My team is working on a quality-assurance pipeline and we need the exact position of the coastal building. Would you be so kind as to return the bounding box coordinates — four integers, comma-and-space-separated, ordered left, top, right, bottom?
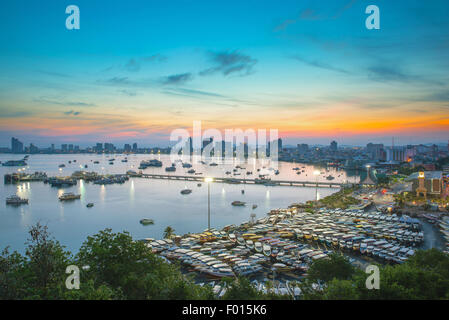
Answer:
11, 137, 23, 153
406, 171, 444, 197
366, 143, 385, 161
330, 140, 337, 152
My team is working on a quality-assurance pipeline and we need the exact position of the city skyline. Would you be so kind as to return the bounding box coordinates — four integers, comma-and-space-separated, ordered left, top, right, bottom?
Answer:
1, 0, 449, 146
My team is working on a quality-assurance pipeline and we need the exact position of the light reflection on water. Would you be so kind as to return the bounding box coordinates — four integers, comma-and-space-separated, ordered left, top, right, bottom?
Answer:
0, 154, 360, 253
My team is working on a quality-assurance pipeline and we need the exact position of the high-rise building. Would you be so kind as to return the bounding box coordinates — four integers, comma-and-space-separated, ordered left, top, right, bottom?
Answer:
330, 140, 338, 152
297, 144, 309, 155
124, 144, 131, 152
61, 144, 68, 152
68, 144, 74, 152
104, 143, 114, 152
95, 143, 103, 152
366, 143, 384, 160
132, 143, 138, 152
386, 146, 406, 162
11, 137, 23, 153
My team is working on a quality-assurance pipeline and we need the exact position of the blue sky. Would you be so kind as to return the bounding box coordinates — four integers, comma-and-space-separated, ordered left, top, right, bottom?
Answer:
0, 0, 448, 147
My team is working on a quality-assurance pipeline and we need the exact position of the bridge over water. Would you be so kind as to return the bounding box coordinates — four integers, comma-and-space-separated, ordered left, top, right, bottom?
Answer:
139, 173, 360, 188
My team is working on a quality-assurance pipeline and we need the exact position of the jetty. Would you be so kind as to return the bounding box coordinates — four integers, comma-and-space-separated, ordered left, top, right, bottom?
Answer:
140, 173, 357, 188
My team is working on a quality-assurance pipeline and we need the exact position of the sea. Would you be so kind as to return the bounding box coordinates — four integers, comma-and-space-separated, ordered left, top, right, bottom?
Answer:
0, 153, 361, 253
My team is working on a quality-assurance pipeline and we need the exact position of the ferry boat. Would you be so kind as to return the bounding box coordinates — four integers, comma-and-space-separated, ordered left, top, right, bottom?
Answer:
140, 218, 154, 225
58, 193, 81, 201
6, 195, 28, 205
2, 160, 27, 167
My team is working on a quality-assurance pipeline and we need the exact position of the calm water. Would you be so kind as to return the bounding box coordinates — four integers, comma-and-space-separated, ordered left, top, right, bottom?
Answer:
0, 154, 361, 253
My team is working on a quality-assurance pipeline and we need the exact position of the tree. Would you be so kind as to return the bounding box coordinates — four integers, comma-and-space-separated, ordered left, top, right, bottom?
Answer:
163, 226, 175, 239
76, 228, 212, 299
0, 223, 73, 299
307, 253, 355, 283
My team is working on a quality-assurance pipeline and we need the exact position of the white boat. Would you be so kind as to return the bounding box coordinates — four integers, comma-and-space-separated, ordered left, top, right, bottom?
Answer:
6, 195, 28, 205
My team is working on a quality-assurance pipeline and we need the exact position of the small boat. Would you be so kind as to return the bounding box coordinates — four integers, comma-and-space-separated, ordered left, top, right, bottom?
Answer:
209, 162, 218, 166
6, 195, 28, 205
58, 164, 65, 168
165, 166, 176, 172
93, 161, 100, 164
197, 183, 202, 187
326, 175, 335, 180
181, 189, 192, 195
241, 189, 245, 194
252, 204, 258, 209
86, 203, 94, 208
140, 219, 154, 225
232, 201, 246, 206
187, 169, 195, 174
59, 193, 81, 201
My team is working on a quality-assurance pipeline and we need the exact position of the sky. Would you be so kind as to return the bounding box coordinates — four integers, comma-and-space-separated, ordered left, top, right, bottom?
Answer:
0, 0, 448, 148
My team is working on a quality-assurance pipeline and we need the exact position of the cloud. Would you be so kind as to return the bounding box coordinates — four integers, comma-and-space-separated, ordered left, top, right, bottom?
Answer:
125, 58, 140, 72
63, 110, 82, 116
291, 55, 350, 74
274, 0, 358, 31
161, 73, 193, 85
199, 51, 257, 77
142, 54, 167, 62
36, 70, 71, 78
34, 97, 95, 107
164, 88, 226, 98
365, 65, 443, 85
118, 89, 138, 96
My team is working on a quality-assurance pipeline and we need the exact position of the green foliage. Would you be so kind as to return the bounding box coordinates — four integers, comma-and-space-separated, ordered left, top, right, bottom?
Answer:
303, 249, 449, 300
76, 228, 212, 300
307, 253, 355, 283
317, 188, 361, 209
0, 224, 214, 300
163, 226, 175, 239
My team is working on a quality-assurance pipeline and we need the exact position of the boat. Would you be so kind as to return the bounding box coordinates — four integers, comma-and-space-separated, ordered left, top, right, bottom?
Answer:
140, 219, 155, 225
187, 169, 195, 174
232, 201, 246, 206
165, 166, 176, 172
58, 193, 81, 201
252, 204, 258, 209
58, 164, 66, 168
6, 195, 28, 205
209, 163, 218, 166
2, 160, 27, 167
326, 175, 335, 180
197, 183, 202, 187
181, 189, 192, 195
139, 159, 162, 169
93, 161, 100, 164
182, 163, 192, 168
86, 203, 94, 208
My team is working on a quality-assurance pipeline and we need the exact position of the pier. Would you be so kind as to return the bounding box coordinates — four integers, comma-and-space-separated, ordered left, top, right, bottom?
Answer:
140, 173, 352, 188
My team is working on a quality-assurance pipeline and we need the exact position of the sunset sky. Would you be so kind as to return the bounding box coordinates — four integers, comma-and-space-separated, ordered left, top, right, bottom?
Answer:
1, 0, 449, 147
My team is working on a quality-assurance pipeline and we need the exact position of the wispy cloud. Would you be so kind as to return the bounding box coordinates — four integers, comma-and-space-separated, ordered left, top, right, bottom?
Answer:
34, 97, 95, 107
161, 73, 193, 85
63, 110, 82, 116
199, 51, 257, 77
291, 55, 350, 74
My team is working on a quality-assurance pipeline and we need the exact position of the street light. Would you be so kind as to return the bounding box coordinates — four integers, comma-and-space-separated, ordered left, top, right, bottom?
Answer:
313, 170, 320, 201
205, 177, 213, 230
